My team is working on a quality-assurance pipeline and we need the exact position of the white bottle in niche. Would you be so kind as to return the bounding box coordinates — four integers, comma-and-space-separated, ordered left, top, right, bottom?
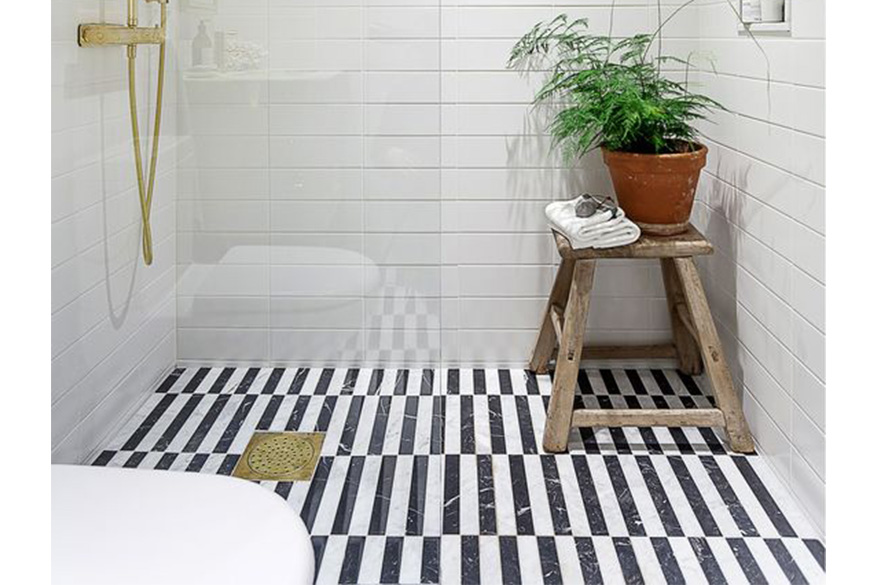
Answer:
742, 0, 762, 23
191, 20, 213, 68
761, 0, 784, 22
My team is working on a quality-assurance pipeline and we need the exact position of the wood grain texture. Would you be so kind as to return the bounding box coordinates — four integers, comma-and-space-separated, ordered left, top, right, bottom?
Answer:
553, 343, 679, 360
554, 224, 713, 259
661, 258, 704, 375
529, 258, 575, 374
572, 408, 725, 428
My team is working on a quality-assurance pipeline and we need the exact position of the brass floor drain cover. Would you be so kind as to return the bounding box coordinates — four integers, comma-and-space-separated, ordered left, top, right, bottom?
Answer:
232, 432, 324, 481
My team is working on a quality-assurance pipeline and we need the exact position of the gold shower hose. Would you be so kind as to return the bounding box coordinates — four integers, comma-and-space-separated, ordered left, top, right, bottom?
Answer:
127, 1, 167, 266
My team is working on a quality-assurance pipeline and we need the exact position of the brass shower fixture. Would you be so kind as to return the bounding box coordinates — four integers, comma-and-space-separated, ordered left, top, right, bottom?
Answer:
78, 0, 169, 266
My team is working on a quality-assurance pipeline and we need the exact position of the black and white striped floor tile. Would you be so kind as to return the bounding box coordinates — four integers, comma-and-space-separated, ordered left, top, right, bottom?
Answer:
92, 367, 826, 584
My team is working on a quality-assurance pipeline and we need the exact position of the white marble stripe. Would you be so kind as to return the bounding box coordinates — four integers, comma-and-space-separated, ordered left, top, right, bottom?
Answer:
516, 536, 544, 584
381, 397, 407, 455
320, 395, 352, 455
650, 455, 705, 536
297, 368, 321, 396
137, 452, 166, 469
399, 536, 424, 584
683, 456, 742, 536
785, 538, 827, 585
555, 536, 586, 584
264, 394, 297, 432
188, 367, 222, 394
592, 537, 626, 583
680, 427, 713, 452
440, 536, 462, 585
500, 396, 523, 455
326, 368, 348, 395
526, 396, 548, 447
357, 536, 384, 584
315, 536, 346, 585
165, 367, 200, 394
227, 395, 273, 453
491, 455, 518, 536
554, 457, 592, 535
349, 397, 379, 456
414, 395, 434, 455
285, 476, 313, 513
348, 456, 382, 536
705, 538, 750, 584
199, 453, 227, 475
270, 367, 297, 395
650, 427, 678, 452
247, 368, 273, 394
165, 394, 219, 452
485, 370, 501, 395
637, 369, 663, 395
472, 397, 492, 455
478, 536, 501, 585
713, 456, 781, 538
630, 536, 669, 585
423, 455, 444, 537
385, 456, 413, 536
667, 537, 709, 585
294, 394, 326, 434
459, 368, 475, 395
458, 455, 480, 536
310, 456, 351, 536
617, 455, 666, 536
167, 452, 198, 472
352, 368, 373, 395
444, 397, 461, 454
137, 393, 192, 450
510, 370, 529, 396
743, 538, 791, 584
522, 455, 555, 536
621, 427, 648, 452
587, 455, 629, 537
748, 457, 823, 539
104, 393, 166, 450
217, 368, 248, 394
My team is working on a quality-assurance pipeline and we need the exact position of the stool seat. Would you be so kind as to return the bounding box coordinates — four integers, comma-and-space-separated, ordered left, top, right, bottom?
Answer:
531, 224, 755, 454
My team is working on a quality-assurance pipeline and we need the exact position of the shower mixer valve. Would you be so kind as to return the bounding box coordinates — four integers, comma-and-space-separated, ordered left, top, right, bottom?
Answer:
78, 0, 169, 48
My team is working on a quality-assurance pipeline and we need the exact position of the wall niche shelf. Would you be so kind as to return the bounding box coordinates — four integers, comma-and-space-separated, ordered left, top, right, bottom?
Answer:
738, 0, 791, 34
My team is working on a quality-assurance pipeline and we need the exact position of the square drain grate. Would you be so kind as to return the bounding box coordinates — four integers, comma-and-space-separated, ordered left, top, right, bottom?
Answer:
232, 431, 324, 481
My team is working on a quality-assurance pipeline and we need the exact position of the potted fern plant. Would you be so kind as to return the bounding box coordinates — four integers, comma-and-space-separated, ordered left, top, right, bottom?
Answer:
508, 15, 722, 235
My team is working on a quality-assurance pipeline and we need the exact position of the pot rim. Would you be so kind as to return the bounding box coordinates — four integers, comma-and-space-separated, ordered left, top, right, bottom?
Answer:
601, 142, 707, 160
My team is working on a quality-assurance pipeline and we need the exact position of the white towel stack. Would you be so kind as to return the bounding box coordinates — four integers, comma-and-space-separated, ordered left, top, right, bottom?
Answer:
545, 197, 641, 249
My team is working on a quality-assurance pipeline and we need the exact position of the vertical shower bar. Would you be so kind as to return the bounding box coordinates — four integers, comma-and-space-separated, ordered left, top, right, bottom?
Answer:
128, 0, 138, 27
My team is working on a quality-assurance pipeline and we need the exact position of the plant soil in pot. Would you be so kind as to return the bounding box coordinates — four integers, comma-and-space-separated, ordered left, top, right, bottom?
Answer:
602, 143, 707, 236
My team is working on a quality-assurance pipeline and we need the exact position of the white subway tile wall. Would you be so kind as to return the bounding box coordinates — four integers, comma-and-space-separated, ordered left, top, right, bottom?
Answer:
51, 0, 178, 463
684, 0, 826, 535
176, 0, 664, 366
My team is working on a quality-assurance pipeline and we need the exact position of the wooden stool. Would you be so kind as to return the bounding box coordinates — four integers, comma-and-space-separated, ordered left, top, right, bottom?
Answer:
530, 225, 755, 454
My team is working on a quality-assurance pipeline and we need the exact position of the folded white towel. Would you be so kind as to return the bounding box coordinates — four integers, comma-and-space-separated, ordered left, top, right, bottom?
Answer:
545, 197, 641, 249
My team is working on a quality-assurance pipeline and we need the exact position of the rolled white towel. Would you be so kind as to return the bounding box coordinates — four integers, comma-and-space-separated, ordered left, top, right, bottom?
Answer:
545, 197, 641, 249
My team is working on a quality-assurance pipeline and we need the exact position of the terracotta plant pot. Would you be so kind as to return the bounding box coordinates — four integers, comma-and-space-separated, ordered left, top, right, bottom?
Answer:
602, 144, 708, 236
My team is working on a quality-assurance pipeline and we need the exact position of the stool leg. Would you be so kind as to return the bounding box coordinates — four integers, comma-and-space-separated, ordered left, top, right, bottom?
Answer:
661, 258, 703, 375
529, 258, 575, 374
543, 260, 595, 453
674, 257, 755, 453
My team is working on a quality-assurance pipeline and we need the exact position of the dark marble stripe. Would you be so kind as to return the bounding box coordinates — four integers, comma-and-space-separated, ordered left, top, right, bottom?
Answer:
255, 395, 284, 431
447, 369, 460, 395
677, 370, 704, 395
577, 369, 594, 395
380, 536, 404, 584
121, 394, 177, 450
803, 539, 825, 570
498, 369, 513, 394
154, 452, 177, 470
332, 456, 365, 534
284, 395, 311, 432
315, 396, 338, 432
421, 537, 441, 584
537, 536, 563, 585
443, 454, 460, 535
698, 428, 727, 455
638, 427, 664, 455
765, 539, 808, 584
406, 455, 429, 535
367, 369, 384, 395
156, 368, 185, 393
368, 396, 392, 455
613, 537, 645, 585
668, 456, 721, 536
650, 537, 685, 585
668, 426, 695, 454
183, 394, 231, 453
369, 456, 397, 535
487, 396, 507, 454
477, 455, 497, 535
337, 395, 364, 455
399, 396, 419, 455
314, 369, 335, 395
572, 395, 601, 454
571, 455, 609, 535
514, 396, 538, 455
91, 450, 116, 466
300, 456, 334, 531
599, 369, 621, 395
650, 370, 676, 395
153, 394, 204, 452
233, 368, 260, 394
217, 454, 239, 476
394, 369, 410, 396
287, 368, 309, 395
624, 369, 648, 395
338, 536, 366, 584
341, 368, 359, 395
499, 536, 522, 585
186, 453, 208, 472
508, 455, 535, 535
604, 455, 646, 536
207, 368, 234, 394
460, 396, 476, 454
461, 535, 480, 585
311, 536, 327, 582
473, 369, 486, 394
260, 367, 285, 394
689, 537, 727, 585
636, 456, 683, 536
421, 369, 434, 396
699, 456, 759, 536
524, 371, 540, 395
733, 457, 797, 537
540, 456, 571, 535
123, 451, 146, 468
574, 537, 603, 585
430, 396, 445, 455
213, 394, 257, 453
275, 481, 292, 500
181, 368, 210, 394
727, 537, 768, 584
